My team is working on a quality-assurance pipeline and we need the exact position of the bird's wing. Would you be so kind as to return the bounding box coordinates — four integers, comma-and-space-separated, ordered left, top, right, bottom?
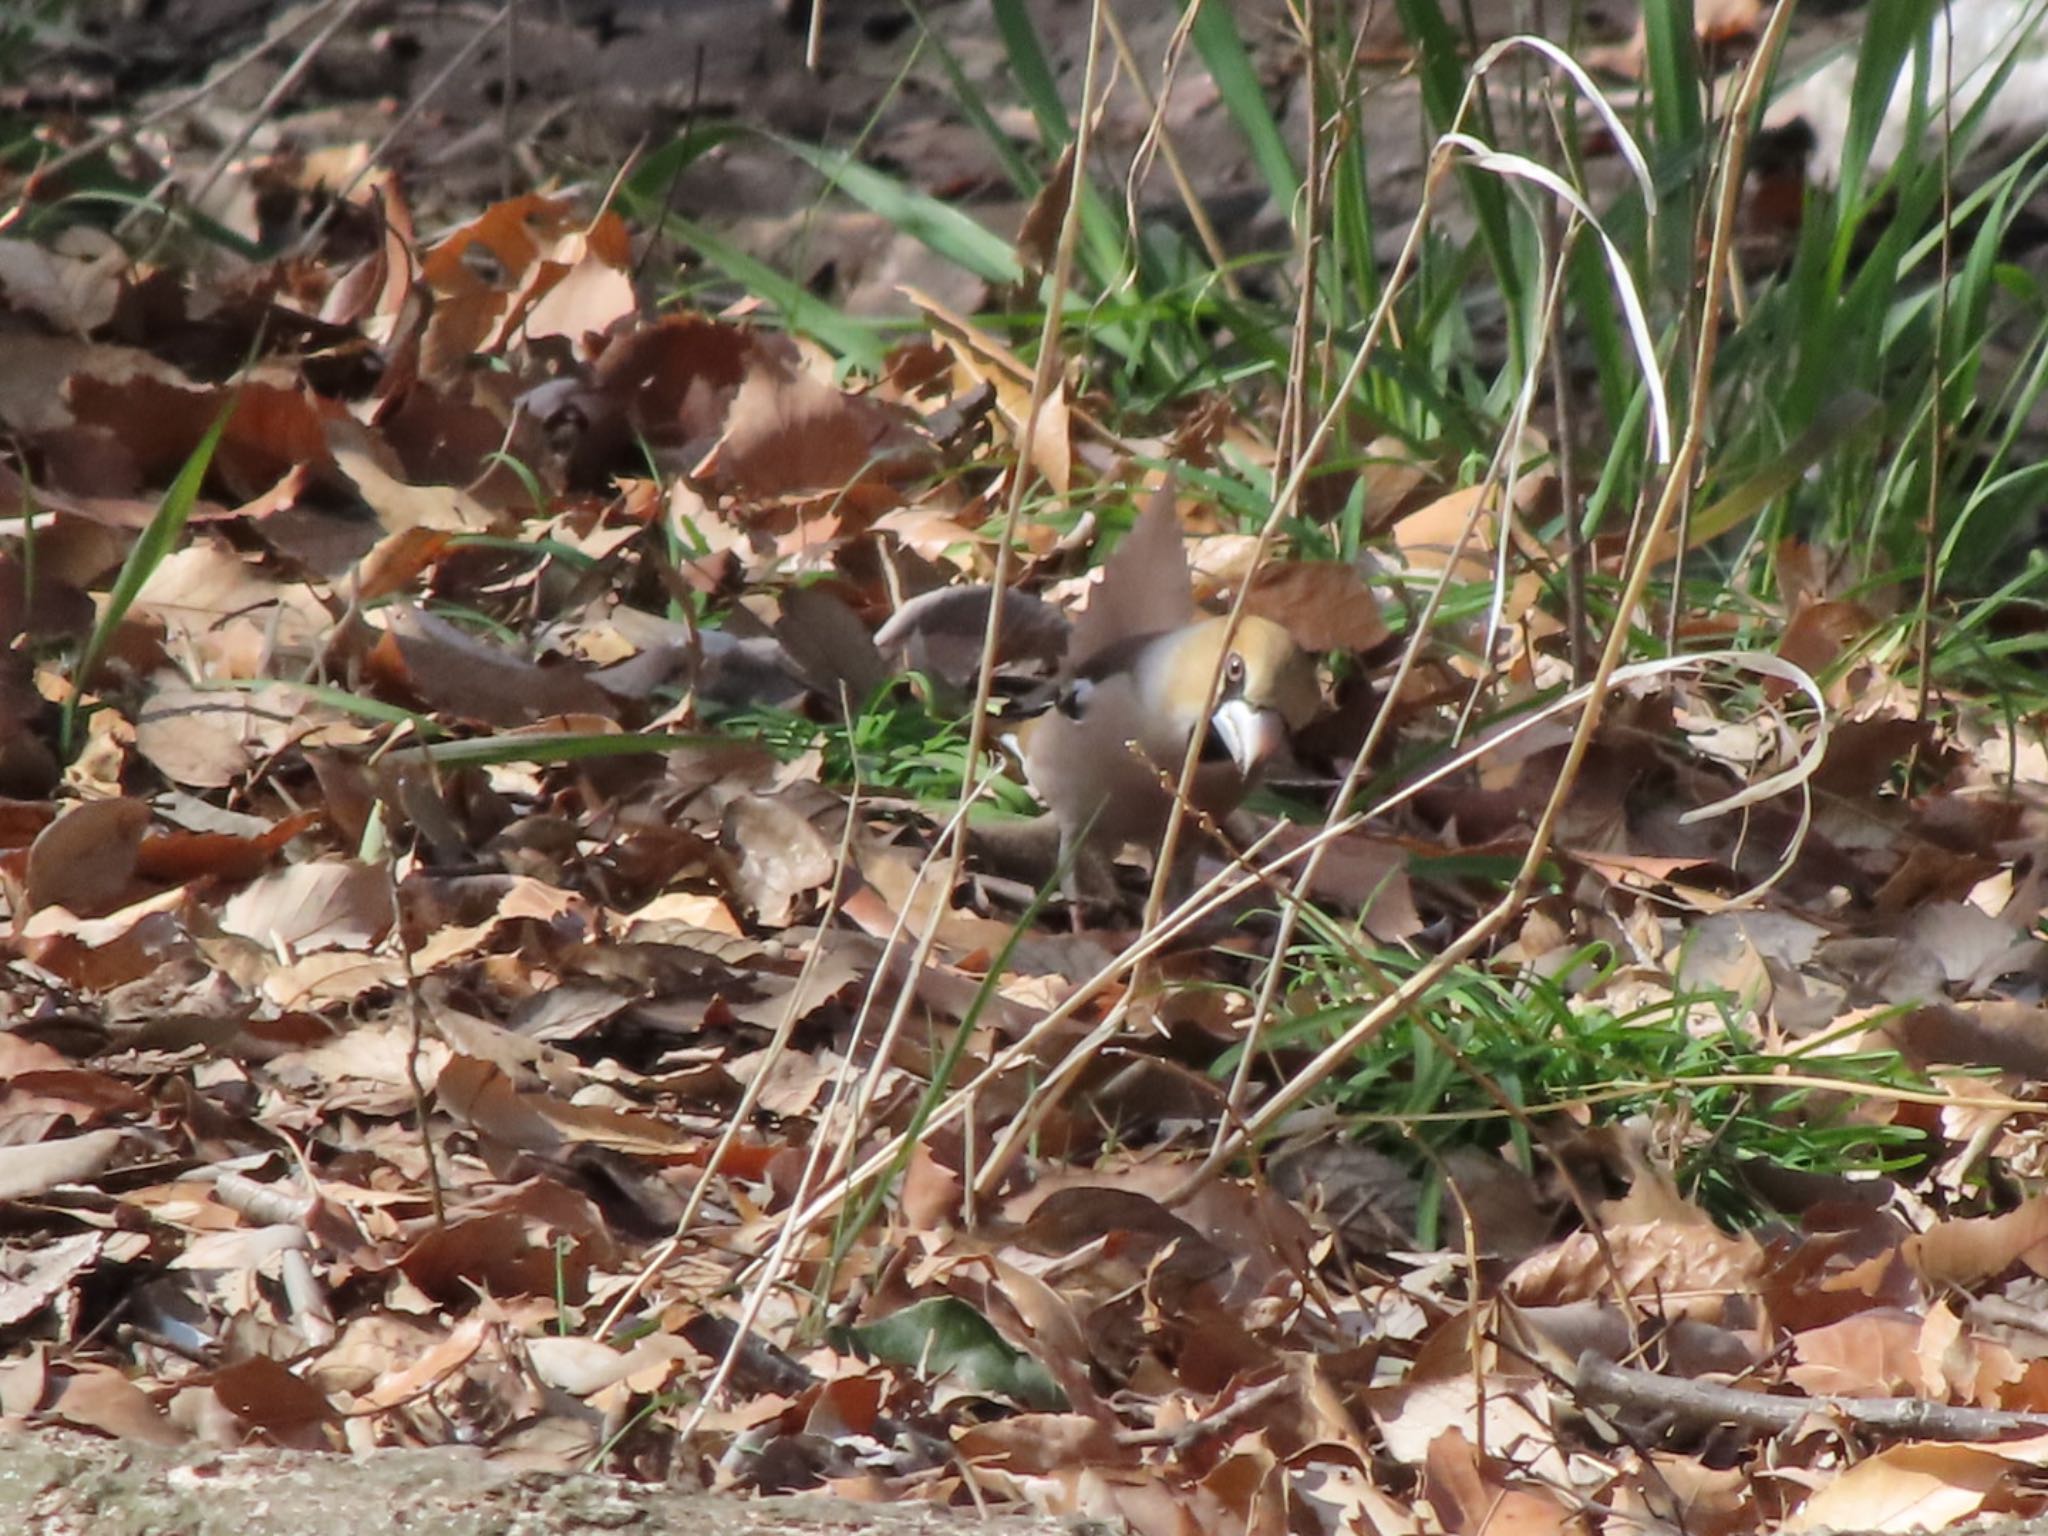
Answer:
1066, 481, 1196, 673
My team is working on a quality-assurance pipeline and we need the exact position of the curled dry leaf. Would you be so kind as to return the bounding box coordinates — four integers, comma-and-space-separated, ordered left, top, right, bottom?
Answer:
0, 230, 125, 334
25, 797, 150, 917
0, 1130, 129, 1202
0, 1231, 104, 1330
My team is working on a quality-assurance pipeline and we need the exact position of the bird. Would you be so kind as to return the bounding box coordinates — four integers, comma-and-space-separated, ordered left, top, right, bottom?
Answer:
1003, 611, 1319, 910
873, 485, 1323, 915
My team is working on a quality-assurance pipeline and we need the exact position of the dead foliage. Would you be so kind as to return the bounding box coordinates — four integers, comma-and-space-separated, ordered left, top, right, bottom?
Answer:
2, 113, 2048, 1536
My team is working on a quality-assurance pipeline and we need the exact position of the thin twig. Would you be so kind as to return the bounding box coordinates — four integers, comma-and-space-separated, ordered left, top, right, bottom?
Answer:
1105, 0, 1241, 301
30, 0, 353, 184
388, 817, 445, 1227
126, 0, 374, 240
1114, 1375, 1296, 1449
1911, 1, 1958, 768
293, 3, 515, 258
1576, 1352, 2048, 1441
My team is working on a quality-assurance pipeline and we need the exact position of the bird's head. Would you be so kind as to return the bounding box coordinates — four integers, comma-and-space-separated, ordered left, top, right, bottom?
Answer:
1138, 614, 1318, 778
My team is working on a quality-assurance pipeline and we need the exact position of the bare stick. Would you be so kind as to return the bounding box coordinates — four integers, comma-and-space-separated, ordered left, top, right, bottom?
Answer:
1576, 1352, 2048, 1442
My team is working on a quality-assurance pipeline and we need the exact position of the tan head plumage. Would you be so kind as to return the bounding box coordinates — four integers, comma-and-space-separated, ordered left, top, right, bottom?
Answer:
1135, 615, 1317, 770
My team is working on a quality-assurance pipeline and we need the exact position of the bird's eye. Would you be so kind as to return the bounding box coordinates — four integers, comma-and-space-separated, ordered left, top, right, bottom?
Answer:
1225, 652, 1246, 684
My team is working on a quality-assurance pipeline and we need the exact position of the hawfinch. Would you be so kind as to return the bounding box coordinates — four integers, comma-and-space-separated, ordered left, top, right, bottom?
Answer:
1006, 613, 1318, 900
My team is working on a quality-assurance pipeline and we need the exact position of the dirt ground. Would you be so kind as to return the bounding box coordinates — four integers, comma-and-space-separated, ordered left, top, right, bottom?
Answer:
41, 0, 1669, 311
34, 0, 1908, 326
0, 1427, 1108, 1534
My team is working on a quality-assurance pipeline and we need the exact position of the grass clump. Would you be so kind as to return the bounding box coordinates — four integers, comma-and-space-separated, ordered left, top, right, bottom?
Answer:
715, 682, 1041, 818
1244, 933, 1931, 1234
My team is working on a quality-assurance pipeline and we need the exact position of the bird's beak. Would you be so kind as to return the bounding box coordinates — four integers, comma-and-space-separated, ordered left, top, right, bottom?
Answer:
1209, 697, 1289, 777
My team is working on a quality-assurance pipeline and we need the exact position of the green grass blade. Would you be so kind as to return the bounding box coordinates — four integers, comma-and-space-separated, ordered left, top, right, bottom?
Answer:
1186, 0, 1300, 214
1837, 0, 1936, 215
905, 1, 1040, 193
990, 0, 1072, 146
61, 399, 232, 758
1639, 0, 1707, 154
643, 212, 892, 369
381, 732, 725, 768
772, 135, 1025, 284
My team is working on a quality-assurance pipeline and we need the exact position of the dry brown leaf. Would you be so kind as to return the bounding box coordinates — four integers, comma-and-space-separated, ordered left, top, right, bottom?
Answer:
328, 420, 502, 536
134, 679, 265, 788
1905, 1197, 2048, 1290
15, 886, 193, 991
417, 192, 595, 371
589, 311, 758, 444
307, 1314, 444, 1398
694, 349, 929, 510
435, 1054, 690, 1156
1421, 1426, 1584, 1536
956, 1412, 1125, 1474
51, 1364, 187, 1446
132, 813, 318, 886
357, 1314, 490, 1410
369, 602, 611, 725
1243, 560, 1389, 653
722, 792, 837, 926
1918, 1298, 2028, 1408
24, 797, 150, 916
1014, 142, 1076, 281
522, 249, 637, 352
1507, 1220, 1762, 1315
1392, 485, 1496, 584
132, 542, 328, 671
1787, 1308, 1925, 1397
1258, 823, 1421, 942
0, 1232, 103, 1329
66, 375, 335, 502
0, 1130, 128, 1202
1776, 597, 1878, 705
209, 1355, 337, 1435
219, 859, 394, 952
258, 950, 407, 1011
0, 230, 125, 333
1785, 1442, 2011, 1533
